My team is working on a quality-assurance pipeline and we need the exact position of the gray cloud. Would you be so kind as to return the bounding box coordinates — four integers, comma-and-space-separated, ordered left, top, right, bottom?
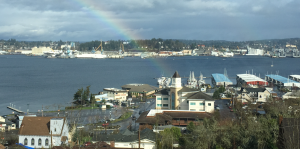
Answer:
0, 0, 299, 41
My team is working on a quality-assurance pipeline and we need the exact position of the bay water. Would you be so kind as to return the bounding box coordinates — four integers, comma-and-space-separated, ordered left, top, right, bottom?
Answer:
0, 55, 299, 114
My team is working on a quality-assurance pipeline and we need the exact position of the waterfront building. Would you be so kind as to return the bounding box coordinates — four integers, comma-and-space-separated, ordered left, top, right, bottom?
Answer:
155, 71, 215, 112
31, 47, 52, 55
97, 88, 128, 104
19, 117, 69, 148
237, 74, 268, 86
289, 75, 300, 82
211, 73, 233, 87
266, 74, 300, 88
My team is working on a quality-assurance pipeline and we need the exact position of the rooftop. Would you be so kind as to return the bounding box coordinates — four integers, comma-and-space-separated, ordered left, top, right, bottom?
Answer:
183, 91, 214, 100
212, 73, 232, 83
266, 74, 299, 84
103, 88, 127, 92
121, 84, 158, 93
237, 74, 267, 82
172, 71, 180, 78
290, 75, 300, 80
19, 117, 66, 136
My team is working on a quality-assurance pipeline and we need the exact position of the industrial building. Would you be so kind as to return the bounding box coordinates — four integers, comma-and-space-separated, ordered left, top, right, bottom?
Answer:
265, 75, 300, 88
289, 75, 300, 82
236, 74, 268, 86
31, 47, 52, 55
211, 73, 233, 86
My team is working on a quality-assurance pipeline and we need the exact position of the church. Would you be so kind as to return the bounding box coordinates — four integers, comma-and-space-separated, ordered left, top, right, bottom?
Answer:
155, 71, 215, 113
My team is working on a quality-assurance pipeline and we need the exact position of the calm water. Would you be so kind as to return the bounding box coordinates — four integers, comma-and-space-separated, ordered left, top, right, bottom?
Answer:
0, 55, 299, 114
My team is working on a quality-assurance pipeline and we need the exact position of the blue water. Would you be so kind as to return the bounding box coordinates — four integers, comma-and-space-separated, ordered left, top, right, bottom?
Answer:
0, 55, 299, 114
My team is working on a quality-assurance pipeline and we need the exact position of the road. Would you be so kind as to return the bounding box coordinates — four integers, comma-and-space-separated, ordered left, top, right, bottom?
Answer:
215, 99, 236, 120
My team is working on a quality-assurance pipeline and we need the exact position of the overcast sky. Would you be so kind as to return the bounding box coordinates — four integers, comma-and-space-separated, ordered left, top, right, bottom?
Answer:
1, 0, 300, 41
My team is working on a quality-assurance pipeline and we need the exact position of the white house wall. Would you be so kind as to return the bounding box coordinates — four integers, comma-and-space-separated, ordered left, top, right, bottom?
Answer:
19, 135, 61, 148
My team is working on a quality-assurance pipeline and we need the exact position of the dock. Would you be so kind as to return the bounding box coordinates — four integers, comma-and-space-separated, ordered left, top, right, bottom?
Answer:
7, 106, 24, 113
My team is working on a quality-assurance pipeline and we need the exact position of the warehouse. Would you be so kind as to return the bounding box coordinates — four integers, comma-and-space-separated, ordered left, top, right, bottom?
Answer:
211, 73, 233, 87
237, 74, 268, 86
266, 74, 300, 87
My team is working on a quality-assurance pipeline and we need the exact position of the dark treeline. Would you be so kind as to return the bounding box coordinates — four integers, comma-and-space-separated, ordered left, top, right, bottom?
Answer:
1, 38, 300, 52
78, 38, 186, 52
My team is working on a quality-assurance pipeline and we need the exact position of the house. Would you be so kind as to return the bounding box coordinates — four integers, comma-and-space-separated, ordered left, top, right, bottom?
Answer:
282, 91, 300, 99
136, 110, 212, 130
95, 128, 156, 149
121, 84, 158, 97
0, 116, 16, 132
236, 87, 276, 103
19, 117, 69, 148
155, 71, 215, 112
100, 88, 128, 104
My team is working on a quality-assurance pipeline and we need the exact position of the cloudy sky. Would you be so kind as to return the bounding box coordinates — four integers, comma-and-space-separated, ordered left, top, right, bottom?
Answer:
1, 0, 300, 41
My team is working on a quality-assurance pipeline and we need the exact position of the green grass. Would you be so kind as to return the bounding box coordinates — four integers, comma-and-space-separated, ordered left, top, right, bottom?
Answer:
111, 111, 132, 123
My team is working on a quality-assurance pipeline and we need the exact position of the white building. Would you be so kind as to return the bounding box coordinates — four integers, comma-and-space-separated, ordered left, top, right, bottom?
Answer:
31, 47, 53, 55
0, 116, 16, 132
155, 71, 215, 113
96, 128, 156, 149
19, 117, 69, 148
102, 88, 128, 103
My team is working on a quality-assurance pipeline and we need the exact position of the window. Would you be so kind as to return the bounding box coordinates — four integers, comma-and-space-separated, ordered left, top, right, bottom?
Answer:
54, 128, 56, 132
190, 102, 196, 105
259, 95, 262, 98
31, 138, 34, 146
171, 93, 175, 110
163, 98, 168, 100
157, 104, 162, 107
163, 104, 168, 107
38, 138, 42, 146
157, 97, 162, 100
45, 139, 49, 146
24, 138, 28, 145
208, 103, 211, 106
199, 103, 204, 105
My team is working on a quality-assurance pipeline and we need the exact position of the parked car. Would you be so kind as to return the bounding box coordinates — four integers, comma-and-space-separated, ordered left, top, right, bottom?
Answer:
146, 101, 150, 104
215, 106, 220, 110
132, 115, 136, 121
109, 118, 115, 121
242, 105, 248, 109
139, 110, 143, 115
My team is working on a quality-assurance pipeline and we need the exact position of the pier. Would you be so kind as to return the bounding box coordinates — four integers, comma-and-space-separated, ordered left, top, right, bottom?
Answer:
7, 106, 24, 113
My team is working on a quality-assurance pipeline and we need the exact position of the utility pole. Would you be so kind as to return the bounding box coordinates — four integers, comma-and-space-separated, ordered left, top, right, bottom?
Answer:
51, 130, 52, 149
42, 105, 43, 117
138, 128, 140, 149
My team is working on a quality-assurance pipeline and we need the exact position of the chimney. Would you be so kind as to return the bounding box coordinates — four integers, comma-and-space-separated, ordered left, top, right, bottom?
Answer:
110, 141, 115, 147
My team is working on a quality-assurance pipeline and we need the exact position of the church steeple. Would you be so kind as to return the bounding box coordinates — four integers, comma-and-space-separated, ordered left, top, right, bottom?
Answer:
171, 71, 182, 88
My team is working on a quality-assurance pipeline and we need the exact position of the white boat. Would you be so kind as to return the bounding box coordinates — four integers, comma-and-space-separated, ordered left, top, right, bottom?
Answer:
93, 54, 107, 59
75, 53, 107, 59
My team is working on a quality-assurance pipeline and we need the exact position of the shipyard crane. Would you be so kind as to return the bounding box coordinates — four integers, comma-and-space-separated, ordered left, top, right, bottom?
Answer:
94, 40, 102, 52
119, 43, 125, 54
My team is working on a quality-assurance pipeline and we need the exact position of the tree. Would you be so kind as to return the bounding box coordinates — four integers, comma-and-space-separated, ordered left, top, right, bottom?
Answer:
213, 90, 220, 99
74, 88, 83, 102
187, 122, 195, 132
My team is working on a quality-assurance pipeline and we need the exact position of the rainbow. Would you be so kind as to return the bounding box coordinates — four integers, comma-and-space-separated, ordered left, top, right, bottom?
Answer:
71, 0, 142, 40
71, 0, 174, 76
